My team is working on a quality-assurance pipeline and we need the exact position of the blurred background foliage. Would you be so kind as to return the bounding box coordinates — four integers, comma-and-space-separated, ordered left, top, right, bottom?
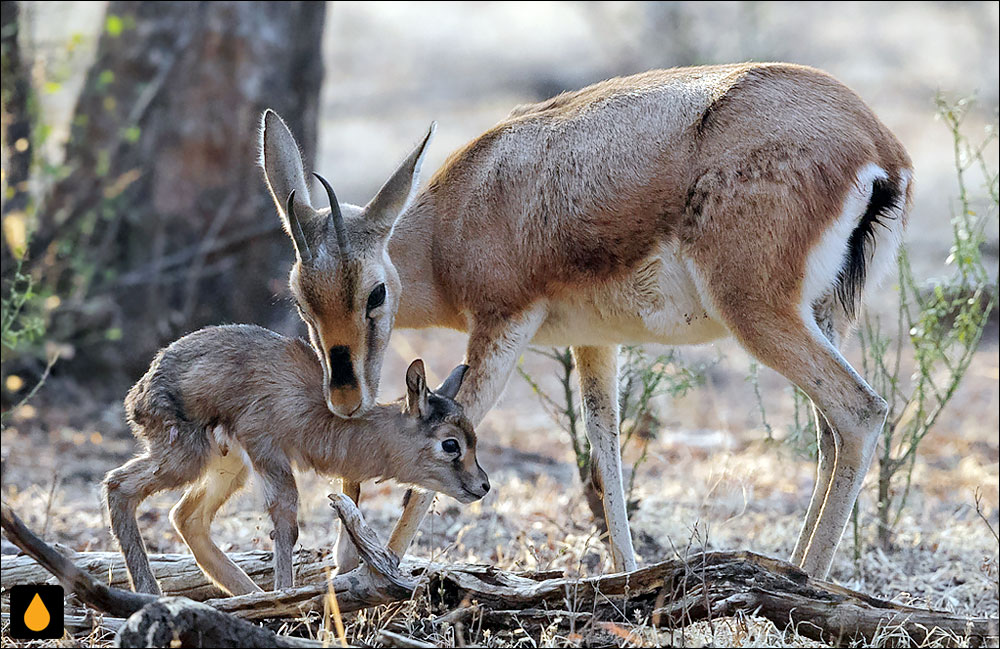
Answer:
2, 1, 325, 404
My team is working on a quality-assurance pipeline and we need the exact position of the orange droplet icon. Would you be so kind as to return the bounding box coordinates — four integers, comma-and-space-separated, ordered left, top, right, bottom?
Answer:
24, 592, 51, 632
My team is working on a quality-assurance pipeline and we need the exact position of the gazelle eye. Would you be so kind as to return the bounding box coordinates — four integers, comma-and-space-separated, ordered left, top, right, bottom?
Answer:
366, 283, 386, 312
441, 439, 460, 454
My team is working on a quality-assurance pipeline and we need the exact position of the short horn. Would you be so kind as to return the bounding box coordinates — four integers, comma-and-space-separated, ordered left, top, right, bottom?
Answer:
314, 173, 350, 258
285, 190, 312, 262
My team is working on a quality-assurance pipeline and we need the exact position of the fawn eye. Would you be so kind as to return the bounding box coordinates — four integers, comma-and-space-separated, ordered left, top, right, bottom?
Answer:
441, 439, 460, 454
366, 283, 386, 312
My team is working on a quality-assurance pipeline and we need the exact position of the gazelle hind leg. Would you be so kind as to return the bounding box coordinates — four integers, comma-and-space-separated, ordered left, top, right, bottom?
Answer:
386, 305, 547, 559
333, 479, 361, 573
684, 159, 903, 575
573, 345, 637, 572
790, 411, 837, 566
170, 455, 258, 595
790, 295, 852, 566
718, 301, 885, 577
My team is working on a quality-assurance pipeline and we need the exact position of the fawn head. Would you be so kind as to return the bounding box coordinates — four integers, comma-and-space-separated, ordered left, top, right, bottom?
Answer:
402, 360, 490, 503
261, 110, 434, 418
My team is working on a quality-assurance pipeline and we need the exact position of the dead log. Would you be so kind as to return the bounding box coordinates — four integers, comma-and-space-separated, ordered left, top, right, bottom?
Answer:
115, 597, 322, 648
205, 495, 1000, 646
2, 547, 337, 600
1, 505, 322, 647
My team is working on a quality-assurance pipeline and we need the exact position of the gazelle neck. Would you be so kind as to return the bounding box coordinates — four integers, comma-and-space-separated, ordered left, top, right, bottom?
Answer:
389, 192, 465, 331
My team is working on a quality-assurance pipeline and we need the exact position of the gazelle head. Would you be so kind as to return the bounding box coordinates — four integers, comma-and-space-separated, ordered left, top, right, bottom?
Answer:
260, 110, 434, 418
402, 360, 490, 504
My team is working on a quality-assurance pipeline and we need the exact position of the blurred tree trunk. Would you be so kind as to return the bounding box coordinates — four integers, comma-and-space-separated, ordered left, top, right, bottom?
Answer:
1, 0, 33, 269
31, 1, 325, 389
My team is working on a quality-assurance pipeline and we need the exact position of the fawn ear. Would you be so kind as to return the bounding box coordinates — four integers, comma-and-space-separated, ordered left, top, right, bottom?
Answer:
435, 364, 469, 400
261, 110, 316, 259
364, 122, 435, 240
405, 359, 429, 418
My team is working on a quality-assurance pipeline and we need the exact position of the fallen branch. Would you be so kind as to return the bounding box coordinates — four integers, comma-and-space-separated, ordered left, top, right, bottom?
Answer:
4, 499, 997, 647
1, 504, 318, 647
0, 504, 155, 617
115, 597, 323, 648
206, 494, 414, 620
2, 547, 337, 601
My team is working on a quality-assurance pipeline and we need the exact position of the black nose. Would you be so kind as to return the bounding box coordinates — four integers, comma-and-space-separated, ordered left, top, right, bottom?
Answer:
481, 482, 490, 494
328, 346, 357, 388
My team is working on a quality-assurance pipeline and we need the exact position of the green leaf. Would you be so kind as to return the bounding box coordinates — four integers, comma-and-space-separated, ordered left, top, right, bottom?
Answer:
122, 126, 141, 143
106, 14, 124, 37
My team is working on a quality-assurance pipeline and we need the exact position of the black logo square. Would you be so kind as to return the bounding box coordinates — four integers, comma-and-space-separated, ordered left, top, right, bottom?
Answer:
8, 584, 64, 640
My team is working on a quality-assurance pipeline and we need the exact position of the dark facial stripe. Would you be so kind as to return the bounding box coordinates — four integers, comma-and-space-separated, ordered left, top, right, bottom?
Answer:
328, 345, 358, 389
364, 316, 378, 391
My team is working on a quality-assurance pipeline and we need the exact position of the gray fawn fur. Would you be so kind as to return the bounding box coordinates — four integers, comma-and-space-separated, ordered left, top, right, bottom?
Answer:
103, 324, 488, 595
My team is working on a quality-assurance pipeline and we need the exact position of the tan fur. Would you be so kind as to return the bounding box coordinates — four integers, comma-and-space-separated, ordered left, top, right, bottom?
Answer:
262, 63, 913, 578
395, 63, 910, 322
103, 325, 487, 595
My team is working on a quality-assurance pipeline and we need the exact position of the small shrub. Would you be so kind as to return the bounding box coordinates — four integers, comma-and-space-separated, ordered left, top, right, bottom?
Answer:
518, 345, 703, 527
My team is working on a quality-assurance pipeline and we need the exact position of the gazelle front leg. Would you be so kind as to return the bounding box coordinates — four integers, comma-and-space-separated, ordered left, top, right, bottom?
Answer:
386, 305, 547, 559
572, 346, 637, 572
386, 488, 434, 557
334, 479, 362, 573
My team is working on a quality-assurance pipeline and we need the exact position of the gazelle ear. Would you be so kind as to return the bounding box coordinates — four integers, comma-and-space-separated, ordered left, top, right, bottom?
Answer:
261, 110, 315, 255
364, 122, 435, 239
435, 364, 469, 400
404, 359, 429, 418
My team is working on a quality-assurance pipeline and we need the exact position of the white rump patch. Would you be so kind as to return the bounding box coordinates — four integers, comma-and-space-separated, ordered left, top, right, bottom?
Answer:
863, 169, 910, 298
799, 163, 907, 322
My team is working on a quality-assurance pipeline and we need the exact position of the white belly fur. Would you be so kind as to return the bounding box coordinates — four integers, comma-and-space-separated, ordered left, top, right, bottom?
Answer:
532, 241, 729, 347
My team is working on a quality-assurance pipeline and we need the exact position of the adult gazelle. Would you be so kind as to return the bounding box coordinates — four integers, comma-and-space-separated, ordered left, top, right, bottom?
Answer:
261, 62, 912, 578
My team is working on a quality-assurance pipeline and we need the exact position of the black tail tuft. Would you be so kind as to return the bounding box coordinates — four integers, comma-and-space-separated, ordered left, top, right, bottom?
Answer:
836, 176, 902, 319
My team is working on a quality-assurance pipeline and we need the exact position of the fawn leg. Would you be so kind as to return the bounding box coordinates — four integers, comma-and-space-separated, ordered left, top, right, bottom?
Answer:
104, 453, 192, 595
255, 461, 299, 590
170, 456, 259, 595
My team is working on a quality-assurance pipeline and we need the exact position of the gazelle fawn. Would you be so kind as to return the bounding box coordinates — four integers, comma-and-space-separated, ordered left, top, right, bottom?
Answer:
261, 62, 912, 578
103, 325, 489, 595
